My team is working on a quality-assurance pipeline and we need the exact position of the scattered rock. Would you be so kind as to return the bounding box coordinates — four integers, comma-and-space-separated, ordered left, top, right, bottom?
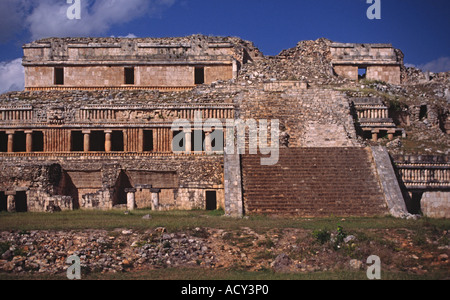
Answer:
438, 254, 448, 262
271, 253, 293, 273
344, 235, 356, 244
349, 259, 363, 270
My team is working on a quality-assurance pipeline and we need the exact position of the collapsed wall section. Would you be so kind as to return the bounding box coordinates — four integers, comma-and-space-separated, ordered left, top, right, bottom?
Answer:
236, 86, 358, 148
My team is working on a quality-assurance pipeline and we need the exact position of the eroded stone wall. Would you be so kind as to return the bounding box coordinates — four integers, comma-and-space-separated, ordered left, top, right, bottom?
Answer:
0, 155, 224, 212
366, 65, 401, 85
421, 192, 450, 219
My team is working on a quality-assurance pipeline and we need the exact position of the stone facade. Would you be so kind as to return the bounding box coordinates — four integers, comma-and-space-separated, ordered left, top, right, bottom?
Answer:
0, 35, 448, 218
23, 35, 261, 91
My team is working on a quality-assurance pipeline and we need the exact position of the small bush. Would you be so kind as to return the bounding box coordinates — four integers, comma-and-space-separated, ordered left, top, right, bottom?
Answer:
0, 242, 11, 255
312, 229, 331, 245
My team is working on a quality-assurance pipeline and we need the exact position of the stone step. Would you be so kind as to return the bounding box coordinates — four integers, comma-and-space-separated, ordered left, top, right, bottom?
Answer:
241, 147, 388, 216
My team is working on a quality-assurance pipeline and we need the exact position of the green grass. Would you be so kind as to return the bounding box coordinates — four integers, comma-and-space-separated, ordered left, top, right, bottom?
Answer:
0, 209, 448, 233
0, 267, 446, 281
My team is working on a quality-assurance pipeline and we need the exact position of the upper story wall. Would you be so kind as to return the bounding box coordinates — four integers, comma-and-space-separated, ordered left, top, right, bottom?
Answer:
22, 35, 262, 91
330, 43, 401, 65
330, 43, 403, 84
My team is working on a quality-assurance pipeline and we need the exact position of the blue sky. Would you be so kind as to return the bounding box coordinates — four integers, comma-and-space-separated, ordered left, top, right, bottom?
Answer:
0, 0, 449, 93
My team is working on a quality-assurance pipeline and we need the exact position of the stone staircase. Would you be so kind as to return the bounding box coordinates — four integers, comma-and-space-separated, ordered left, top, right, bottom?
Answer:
241, 147, 389, 216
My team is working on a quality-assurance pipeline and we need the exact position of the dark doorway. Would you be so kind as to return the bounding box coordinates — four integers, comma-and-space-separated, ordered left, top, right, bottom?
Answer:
362, 131, 372, 140
125, 67, 135, 85
90, 131, 105, 152
13, 131, 26, 153
419, 105, 428, 121
0, 192, 7, 212
407, 191, 423, 215
32, 131, 44, 152
143, 130, 154, 152
15, 191, 27, 213
54, 68, 64, 85
57, 171, 79, 209
111, 131, 124, 152
0, 132, 7, 152
71, 131, 84, 152
195, 67, 205, 85
113, 171, 133, 206
206, 191, 217, 211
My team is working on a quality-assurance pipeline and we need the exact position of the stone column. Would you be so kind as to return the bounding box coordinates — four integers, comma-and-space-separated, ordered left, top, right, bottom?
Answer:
138, 129, 144, 153
6, 192, 16, 213
372, 130, 379, 142
150, 188, 161, 211
25, 130, 33, 153
105, 130, 112, 153
6, 131, 14, 153
204, 130, 212, 153
387, 130, 395, 141
232, 60, 238, 80
125, 188, 136, 210
184, 128, 192, 154
82, 130, 90, 152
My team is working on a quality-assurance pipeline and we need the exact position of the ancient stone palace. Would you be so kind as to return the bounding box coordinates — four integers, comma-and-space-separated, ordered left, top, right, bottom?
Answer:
0, 35, 448, 218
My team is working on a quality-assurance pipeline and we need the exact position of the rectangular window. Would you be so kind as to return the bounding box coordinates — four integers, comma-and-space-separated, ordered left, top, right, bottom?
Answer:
111, 131, 124, 152
71, 131, 84, 152
13, 131, 26, 153
54, 67, 64, 85
358, 67, 367, 81
195, 67, 205, 85
143, 130, 154, 152
125, 67, 135, 85
90, 131, 105, 152
32, 131, 44, 152
0, 132, 7, 152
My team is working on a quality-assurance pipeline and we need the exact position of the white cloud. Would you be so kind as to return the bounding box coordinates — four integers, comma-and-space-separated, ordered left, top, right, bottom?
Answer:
113, 33, 139, 38
3, 0, 176, 41
0, 58, 25, 94
404, 63, 416, 69
417, 57, 450, 73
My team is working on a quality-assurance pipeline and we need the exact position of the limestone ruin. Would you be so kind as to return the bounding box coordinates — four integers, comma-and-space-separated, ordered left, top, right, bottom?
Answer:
0, 35, 448, 218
